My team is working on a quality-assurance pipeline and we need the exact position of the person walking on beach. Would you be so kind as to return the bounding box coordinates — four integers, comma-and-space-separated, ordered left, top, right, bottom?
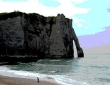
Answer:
37, 77, 40, 83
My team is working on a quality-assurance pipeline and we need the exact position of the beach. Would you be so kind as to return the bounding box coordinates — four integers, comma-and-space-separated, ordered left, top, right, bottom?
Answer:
0, 75, 61, 85
0, 65, 62, 85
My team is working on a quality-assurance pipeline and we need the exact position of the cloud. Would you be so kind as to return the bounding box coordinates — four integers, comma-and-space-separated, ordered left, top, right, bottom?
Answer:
73, 17, 85, 23
0, 0, 91, 30
54, 0, 88, 4
0, 0, 42, 13
52, 0, 91, 17
78, 26, 110, 49
73, 17, 89, 28
77, 23, 82, 27
52, 0, 91, 28
107, 7, 110, 12
0, 0, 91, 17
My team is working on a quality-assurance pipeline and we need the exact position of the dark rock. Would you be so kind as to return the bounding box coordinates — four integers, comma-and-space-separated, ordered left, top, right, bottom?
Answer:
0, 11, 84, 62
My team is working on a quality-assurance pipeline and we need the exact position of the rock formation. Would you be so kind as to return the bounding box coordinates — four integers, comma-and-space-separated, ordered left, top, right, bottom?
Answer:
0, 11, 84, 61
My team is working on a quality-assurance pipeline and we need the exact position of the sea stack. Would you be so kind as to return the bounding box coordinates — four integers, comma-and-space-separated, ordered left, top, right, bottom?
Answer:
0, 11, 84, 61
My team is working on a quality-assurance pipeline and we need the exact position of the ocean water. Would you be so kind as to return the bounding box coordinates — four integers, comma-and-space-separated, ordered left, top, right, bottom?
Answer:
0, 53, 110, 85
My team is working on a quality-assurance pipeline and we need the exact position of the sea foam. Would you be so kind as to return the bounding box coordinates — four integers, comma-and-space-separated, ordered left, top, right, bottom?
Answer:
0, 66, 90, 85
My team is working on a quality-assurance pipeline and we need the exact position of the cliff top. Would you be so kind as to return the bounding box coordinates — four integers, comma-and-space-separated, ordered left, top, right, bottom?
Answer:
0, 11, 56, 21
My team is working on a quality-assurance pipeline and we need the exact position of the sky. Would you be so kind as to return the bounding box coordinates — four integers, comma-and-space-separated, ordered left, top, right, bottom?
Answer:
0, 0, 110, 50
77, 5, 110, 50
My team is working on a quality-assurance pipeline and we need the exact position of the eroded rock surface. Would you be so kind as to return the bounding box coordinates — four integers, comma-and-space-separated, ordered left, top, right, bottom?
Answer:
0, 11, 84, 61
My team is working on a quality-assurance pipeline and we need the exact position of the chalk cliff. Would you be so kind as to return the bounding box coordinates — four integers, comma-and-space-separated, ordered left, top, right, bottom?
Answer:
0, 11, 84, 61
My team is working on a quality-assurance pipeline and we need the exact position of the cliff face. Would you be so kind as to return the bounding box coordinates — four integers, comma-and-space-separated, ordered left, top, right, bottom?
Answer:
0, 12, 84, 60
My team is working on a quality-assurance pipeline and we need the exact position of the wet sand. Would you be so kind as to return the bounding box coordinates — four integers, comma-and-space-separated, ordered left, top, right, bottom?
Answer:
0, 75, 61, 85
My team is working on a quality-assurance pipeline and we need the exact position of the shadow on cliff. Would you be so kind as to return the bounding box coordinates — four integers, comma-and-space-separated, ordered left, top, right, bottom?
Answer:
0, 11, 84, 62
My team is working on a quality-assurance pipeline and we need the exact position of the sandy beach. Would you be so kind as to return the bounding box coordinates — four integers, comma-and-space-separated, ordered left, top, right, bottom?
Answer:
0, 75, 61, 85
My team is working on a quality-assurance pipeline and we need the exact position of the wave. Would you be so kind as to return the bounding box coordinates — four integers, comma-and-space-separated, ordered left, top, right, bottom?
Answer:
49, 60, 61, 62
0, 66, 90, 85
1, 66, 110, 85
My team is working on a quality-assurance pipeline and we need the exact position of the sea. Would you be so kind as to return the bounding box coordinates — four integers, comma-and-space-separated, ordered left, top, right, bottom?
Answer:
0, 53, 110, 85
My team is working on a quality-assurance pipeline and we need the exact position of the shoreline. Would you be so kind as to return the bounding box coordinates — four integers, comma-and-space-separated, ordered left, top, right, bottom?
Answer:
0, 75, 61, 85
0, 66, 62, 85
0, 74, 61, 85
